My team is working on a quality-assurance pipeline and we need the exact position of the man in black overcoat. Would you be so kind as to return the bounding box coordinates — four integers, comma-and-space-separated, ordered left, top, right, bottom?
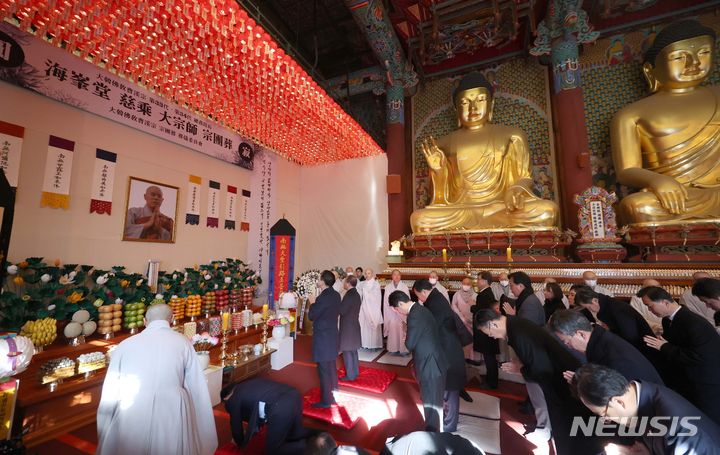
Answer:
339, 275, 362, 381
308, 270, 341, 408
388, 290, 447, 432
641, 286, 720, 424
548, 310, 664, 384
576, 363, 720, 455
221, 378, 319, 455
472, 270, 500, 389
476, 310, 603, 454
413, 278, 466, 432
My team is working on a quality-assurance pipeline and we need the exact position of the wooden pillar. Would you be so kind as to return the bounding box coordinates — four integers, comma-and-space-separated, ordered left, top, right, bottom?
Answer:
386, 84, 410, 242
550, 36, 593, 232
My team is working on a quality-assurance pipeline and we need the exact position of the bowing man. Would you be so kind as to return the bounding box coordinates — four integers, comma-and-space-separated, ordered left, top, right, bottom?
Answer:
388, 290, 447, 432
221, 378, 319, 455
549, 310, 663, 384
413, 278, 466, 432
641, 286, 720, 424
308, 270, 341, 408
575, 364, 720, 455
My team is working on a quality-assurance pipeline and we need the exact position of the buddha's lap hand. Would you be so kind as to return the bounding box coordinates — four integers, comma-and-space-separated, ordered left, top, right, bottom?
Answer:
649, 175, 688, 215
504, 186, 527, 212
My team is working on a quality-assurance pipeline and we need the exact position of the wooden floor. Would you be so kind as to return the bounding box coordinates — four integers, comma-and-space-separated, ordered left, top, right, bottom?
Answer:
28, 334, 551, 454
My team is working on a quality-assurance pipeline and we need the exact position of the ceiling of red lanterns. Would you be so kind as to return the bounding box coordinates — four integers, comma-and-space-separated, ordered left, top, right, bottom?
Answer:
1, 0, 384, 165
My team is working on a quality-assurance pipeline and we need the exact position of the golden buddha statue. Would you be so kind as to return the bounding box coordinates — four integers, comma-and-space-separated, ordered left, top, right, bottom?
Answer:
410, 72, 558, 233
611, 20, 720, 225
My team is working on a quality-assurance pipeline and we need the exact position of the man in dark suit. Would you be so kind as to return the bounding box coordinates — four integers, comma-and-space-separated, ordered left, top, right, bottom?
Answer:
388, 290, 447, 432
548, 310, 663, 384
505, 271, 545, 326
413, 278, 466, 432
221, 378, 319, 455
339, 275, 362, 381
692, 277, 720, 312
308, 270, 341, 408
505, 271, 550, 440
472, 271, 500, 388
641, 286, 720, 424
575, 363, 720, 455
476, 309, 602, 454
574, 287, 655, 352
574, 286, 670, 383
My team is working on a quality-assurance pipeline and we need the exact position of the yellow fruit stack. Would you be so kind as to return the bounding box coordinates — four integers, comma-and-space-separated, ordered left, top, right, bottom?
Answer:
97, 303, 123, 334
202, 291, 216, 314
20, 317, 57, 348
169, 296, 186, 320
186, 294, 202, 317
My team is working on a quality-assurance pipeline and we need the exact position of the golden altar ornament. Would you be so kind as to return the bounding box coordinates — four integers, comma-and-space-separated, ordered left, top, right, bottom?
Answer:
410, 72, 558, 233
611, 20, 720, 225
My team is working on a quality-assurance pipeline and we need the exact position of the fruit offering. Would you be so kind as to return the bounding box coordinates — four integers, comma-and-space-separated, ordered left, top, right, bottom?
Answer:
123, 301, 147, 330
20, 318, 57, 349
230, 289, 241, 308
150, 297, 165, 306
215, 289, 230, 312
97, 304, 123, 335
169, 296, 186, 320
186, 294, 202, 317
202, 292, 216, 314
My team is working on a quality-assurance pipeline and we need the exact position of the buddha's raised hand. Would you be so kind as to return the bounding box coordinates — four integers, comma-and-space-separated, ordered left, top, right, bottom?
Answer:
421, 136, 446, 171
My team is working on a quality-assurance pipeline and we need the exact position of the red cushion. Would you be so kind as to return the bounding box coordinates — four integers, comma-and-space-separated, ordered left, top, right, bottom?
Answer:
337, 366, 397, 394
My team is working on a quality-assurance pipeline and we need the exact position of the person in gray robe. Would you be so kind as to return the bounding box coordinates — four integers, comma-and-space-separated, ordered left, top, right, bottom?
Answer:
339, 276, 362, 380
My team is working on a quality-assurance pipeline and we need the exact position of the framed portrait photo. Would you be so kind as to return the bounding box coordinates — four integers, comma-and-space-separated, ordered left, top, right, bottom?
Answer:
123, 177, 179, 243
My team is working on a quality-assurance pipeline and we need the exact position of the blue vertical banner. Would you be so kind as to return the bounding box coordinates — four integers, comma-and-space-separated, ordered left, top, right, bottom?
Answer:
267, 218, 296, 308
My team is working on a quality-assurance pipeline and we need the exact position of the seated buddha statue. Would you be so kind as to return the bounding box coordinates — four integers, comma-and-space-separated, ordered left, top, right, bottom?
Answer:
611, 20, 720, 225
410, 72, 558, 233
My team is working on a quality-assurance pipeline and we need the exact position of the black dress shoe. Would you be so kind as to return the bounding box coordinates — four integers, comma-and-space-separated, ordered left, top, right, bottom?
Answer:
460, 389, 474, 402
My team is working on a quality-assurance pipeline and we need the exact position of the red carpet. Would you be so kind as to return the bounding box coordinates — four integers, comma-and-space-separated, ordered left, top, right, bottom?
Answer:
337, 366, 397, 394
214, 427, 266, 455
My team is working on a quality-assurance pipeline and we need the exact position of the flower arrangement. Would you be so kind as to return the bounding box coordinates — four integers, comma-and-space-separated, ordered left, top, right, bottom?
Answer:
191, 332, 219, 352
267, 314, 295, 327
0, 257, 260, 331
293, 270, 320, 299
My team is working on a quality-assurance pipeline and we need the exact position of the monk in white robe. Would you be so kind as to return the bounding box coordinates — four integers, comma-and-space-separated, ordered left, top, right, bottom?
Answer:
383, 270, 409, 355
451, 277, 476, 359
359, 268, 383, 349
97, 304, 217, 455
429, 271, 450, 302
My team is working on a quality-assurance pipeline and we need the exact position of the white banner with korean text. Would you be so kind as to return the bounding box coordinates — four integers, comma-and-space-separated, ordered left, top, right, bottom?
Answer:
0, 23, 255, 170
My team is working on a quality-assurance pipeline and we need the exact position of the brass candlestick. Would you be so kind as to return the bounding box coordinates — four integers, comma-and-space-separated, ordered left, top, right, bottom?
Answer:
220, 330, 229, 367
261, 317, 269, 353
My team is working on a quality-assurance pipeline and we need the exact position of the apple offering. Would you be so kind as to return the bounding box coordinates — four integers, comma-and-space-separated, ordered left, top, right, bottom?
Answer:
123, 301, 147, 330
